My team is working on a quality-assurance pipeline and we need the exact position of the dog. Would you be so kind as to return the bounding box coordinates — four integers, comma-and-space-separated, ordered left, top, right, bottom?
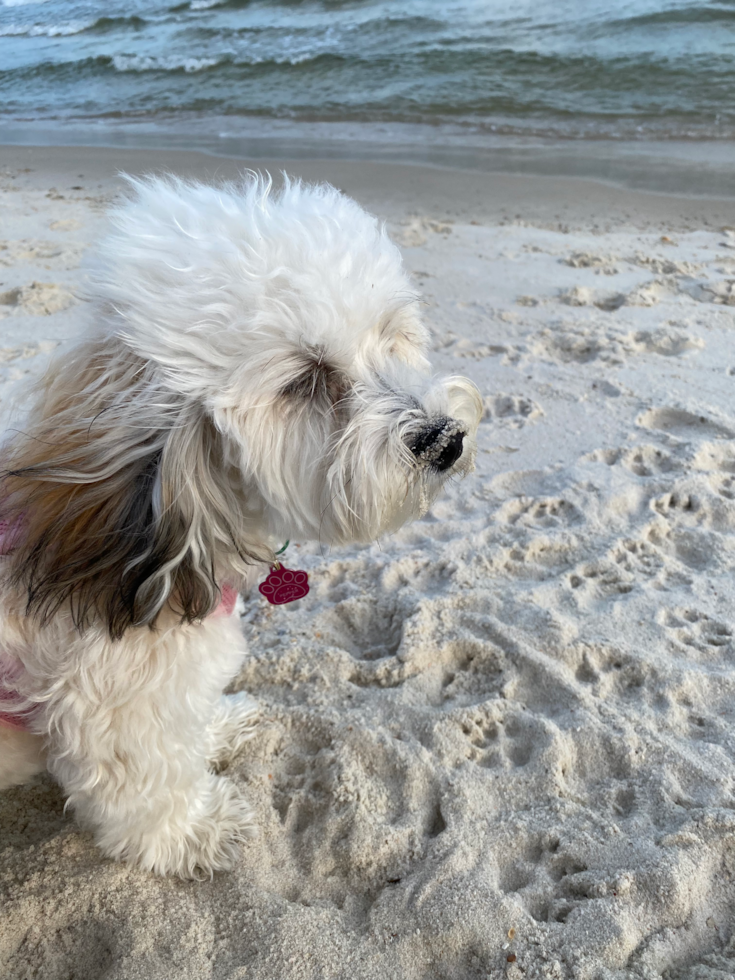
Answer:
0, 175, 481, 877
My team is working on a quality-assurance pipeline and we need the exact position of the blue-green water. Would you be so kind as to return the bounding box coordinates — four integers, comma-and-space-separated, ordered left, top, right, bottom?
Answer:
2, 0, 735, 140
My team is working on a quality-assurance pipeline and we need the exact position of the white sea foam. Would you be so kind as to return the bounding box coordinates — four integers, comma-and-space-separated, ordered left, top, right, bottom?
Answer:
1, 0, 49, 6
0, 20, 93, 36
109, 51, 318, 73
112, 54, 221, 73
190, 0, 225, 9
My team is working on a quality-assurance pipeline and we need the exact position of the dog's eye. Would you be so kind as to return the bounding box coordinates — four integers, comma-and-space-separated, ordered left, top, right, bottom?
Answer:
280, 373, 317, 399
280, 365, 348, 406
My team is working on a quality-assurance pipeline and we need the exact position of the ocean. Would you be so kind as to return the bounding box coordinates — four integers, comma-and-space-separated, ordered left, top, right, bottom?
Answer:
2, 0, 735, 192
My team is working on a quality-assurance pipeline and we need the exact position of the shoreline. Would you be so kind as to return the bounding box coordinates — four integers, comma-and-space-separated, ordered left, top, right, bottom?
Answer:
3, 116, 735, 199
2, 141, 735, 232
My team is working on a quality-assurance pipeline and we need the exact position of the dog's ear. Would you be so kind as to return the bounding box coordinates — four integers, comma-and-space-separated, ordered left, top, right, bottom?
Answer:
2, 341, 254, 640
4, 430, 219, 641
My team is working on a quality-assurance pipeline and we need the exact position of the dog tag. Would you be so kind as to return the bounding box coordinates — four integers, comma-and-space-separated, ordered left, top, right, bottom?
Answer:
258, 565, 309, 605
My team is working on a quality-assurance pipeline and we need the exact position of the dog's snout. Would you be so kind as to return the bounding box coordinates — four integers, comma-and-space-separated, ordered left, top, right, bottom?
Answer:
409, 418, 466, 472
434, 429, 465, 471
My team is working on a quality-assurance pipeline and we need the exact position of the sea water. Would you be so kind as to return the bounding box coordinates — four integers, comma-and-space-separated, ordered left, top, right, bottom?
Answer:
1, 0, 734, 191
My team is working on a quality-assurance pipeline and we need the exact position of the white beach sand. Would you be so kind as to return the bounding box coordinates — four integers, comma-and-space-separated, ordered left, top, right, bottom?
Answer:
2, 144, 735, 980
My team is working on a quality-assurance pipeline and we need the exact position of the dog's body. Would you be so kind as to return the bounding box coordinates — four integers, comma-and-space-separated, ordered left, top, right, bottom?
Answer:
0, 176, 481, 876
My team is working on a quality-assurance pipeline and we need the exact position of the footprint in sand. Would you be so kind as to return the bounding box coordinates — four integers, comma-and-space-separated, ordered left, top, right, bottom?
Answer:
481, 393, 543, 427
0, 340, 60, 382
393, 216, 453, 248
496, 495, 581, 529
585, 444, 681, 476
569, 559, 634, 598
659, 607, 733, 658
558, 280, 673, 311
624, 280, 673, 307
637, 407, 734, 441
558, 286, 621, 310
461, 711, 537, 770
627, 328, 703, 357
535, 320, 702, 367
691, 441, 735, 473
532, 322, 625, 364
611, 537, 664, 579
632, 253, 701, 276
48, 218, 82, 232
0, 240, 86, 270
0, 281, 76, 317
690, 443, 735, 500
684, 279, 735, 305
0, 341, 59, 364
443, 335, 522, 363
320, 592, 411, 662
562, 251, 619, 274
713, 474, 735, 500
645, 522, 719, 572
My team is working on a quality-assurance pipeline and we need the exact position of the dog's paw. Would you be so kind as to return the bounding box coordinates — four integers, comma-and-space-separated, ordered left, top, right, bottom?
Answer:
178, 776, 258, 878
97, 774, 258, 878
207, 692, 260, 767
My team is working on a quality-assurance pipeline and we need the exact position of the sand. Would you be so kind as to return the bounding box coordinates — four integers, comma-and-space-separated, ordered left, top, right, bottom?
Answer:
2, 144, 735, 980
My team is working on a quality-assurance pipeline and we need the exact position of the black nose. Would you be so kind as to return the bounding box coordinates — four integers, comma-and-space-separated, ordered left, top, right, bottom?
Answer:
434, 429, 465, 471
409, 419, 466, 472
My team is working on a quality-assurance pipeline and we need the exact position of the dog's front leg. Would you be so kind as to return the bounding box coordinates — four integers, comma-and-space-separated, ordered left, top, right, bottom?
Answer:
207, 691, 260, 768
42, 616, 257, 877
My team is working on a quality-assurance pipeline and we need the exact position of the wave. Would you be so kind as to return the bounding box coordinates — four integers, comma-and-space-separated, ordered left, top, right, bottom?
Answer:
0, 14, 147, 38
108, 49, 351, 73
184, 13, 445, 43
5, 46, 732, 102
0, 20, 94, 37
168, 0, 231, 10
169, 0, 252, 10
610, 3, 735, 29
85, 15, 148, 34
1, 0, 49, 6
111, 54, 222, 74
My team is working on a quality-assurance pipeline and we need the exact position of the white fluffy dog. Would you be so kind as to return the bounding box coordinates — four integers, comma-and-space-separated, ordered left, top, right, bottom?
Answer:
0, 175, 481, 877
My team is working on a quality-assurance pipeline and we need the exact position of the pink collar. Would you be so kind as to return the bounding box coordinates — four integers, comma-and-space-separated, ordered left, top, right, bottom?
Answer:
0, 657, 32, 733
214, 583, 238, 618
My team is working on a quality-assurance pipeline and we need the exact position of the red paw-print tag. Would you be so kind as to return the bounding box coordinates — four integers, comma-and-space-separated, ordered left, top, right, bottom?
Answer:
258, 565, 309, 605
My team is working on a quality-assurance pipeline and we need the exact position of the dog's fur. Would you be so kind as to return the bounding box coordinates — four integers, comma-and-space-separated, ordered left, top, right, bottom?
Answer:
0, 175, 481, 876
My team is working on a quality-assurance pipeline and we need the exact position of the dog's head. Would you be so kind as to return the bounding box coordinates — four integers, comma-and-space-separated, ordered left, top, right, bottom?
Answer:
94, 175, 481, 544
3, 176, 480, 636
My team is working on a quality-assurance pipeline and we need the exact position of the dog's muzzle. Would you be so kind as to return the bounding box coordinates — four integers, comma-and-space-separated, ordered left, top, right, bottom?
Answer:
408, 417, 467, 472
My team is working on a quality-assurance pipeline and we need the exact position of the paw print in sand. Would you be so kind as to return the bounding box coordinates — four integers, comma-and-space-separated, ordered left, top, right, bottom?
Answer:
259, 565, 309, 605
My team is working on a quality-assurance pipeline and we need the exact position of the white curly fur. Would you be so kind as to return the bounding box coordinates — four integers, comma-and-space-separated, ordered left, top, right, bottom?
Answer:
0, 175, 481, 877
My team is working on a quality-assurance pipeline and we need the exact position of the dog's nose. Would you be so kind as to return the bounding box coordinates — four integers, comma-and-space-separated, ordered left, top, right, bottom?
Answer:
434, 429, 465, 471
409, 419, 466, 471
